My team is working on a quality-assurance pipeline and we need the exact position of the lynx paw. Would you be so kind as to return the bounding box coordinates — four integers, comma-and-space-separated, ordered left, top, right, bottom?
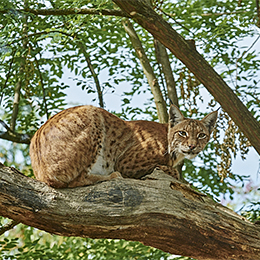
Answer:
110, 171, 123, 179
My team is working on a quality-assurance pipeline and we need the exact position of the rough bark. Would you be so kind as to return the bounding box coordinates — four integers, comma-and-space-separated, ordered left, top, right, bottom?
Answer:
0, 165, 259, 260
113, 0, 260, 156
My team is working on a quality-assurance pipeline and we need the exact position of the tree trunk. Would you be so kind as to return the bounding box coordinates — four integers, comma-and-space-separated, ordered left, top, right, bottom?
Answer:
0, 165, 259, 260
113, 0, 260, 156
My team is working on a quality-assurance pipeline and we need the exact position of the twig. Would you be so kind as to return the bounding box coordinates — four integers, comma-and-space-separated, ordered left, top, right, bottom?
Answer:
0, 49, 16, 106
256, 0, 260, 27
77, 41, 104, 108
3, 27, 105, 110
236, 34, 260, 87
237, 34, 260, 62
32, 44, 50, 119
3, 25, 65, 48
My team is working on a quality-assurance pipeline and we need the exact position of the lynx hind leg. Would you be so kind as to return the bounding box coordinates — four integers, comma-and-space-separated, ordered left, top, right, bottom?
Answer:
67, 171, 122, 188
39, 175, 70, 189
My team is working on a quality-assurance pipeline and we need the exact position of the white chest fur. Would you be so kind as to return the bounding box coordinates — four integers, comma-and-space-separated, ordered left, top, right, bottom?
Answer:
89, 149, 113, 176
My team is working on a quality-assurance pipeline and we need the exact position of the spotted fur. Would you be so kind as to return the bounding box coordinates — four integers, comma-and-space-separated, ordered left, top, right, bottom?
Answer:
29, 105, 217, 188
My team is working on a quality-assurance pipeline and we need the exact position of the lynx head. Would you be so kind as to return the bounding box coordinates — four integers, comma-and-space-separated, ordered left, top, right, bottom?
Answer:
168, 105, 218, 164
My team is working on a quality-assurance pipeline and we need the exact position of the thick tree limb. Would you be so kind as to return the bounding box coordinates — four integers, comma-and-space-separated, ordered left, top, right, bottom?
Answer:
113, 0, 260, 156
0, 165, 259, 259
77, 41, 104, 108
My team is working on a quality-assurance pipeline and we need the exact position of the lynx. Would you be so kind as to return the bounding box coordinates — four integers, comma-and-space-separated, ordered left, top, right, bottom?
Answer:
29, 105, 217, 188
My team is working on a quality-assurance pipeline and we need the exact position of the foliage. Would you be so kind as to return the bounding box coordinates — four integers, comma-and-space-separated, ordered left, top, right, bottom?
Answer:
0, 220, 172, 259
0, 0, 259, 259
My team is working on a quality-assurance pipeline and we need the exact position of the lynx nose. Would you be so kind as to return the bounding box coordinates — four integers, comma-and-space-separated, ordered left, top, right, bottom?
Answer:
188, 144, 196, 150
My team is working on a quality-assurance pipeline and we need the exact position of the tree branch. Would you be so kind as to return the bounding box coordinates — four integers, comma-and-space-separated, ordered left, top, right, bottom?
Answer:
113, 0, 260, 156
122, 19, 168, 123
154, 39, 179, 107
33, 46, 50, 119
0, 120, 31, 144
0, 165, 259, 259
0, 49, 16, 106
0, 8, 130, 18
77, 41, 104, 108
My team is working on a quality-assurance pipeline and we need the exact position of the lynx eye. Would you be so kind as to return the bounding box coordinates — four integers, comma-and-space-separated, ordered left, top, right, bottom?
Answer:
178, 131, 187, 137
198, 133, 206, 139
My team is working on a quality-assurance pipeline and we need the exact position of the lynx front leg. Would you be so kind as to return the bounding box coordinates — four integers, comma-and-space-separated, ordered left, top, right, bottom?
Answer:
68, 171, 122, 188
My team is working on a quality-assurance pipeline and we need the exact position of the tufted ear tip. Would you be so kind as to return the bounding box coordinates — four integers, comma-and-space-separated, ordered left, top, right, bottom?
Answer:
201, 110, 218, 133
169, 105, 184, 127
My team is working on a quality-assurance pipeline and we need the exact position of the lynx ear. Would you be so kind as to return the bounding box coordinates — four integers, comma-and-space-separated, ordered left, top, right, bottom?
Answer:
201, 111, 218, 134
169, 105, 184, 127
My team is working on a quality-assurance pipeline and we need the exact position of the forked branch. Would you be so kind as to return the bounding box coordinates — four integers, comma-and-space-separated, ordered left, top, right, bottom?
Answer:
122, 19, 168, 123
